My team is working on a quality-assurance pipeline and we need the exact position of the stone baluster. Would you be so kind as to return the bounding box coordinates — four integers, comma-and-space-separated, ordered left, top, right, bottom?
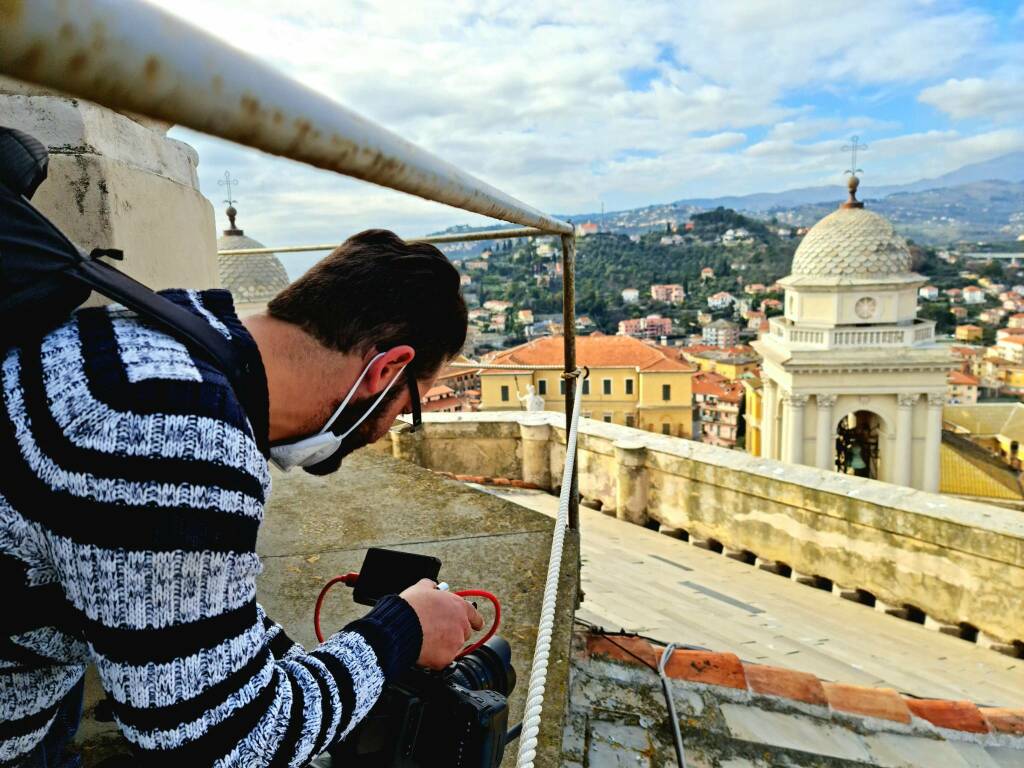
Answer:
613, 440, 649, 526
391, 423, 423, 466
814, 395, 837, 470
519, 418, 552, 489
894, 394, 920, 488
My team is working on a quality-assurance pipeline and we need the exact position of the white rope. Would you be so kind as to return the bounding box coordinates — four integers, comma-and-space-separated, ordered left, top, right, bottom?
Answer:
514, 374, 584, 768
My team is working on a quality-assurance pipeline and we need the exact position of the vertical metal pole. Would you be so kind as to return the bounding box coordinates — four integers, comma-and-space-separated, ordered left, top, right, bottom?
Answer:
560, 232, 579, 530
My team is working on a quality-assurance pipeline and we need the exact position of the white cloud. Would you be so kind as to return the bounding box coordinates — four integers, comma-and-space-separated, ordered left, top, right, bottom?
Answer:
145, 0, 1019, 245
919, 76, 1024, 121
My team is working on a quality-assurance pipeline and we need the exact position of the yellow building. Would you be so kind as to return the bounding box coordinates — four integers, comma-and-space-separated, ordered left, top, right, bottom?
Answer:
681, 347, 761, 379
743, 378, 763, 457
478, 335, 695, 437
954, 324, 983, 342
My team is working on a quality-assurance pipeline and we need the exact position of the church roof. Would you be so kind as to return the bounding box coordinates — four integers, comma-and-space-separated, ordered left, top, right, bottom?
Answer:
216, 231, 290, 304
790, 205, 912, 279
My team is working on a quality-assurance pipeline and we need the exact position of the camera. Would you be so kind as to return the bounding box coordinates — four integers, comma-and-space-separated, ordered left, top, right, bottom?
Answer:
324, 548, 518, 768
329, 636, 517, 767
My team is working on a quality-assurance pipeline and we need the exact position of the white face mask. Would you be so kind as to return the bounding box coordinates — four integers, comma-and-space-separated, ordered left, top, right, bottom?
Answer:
270, 353, 406, 472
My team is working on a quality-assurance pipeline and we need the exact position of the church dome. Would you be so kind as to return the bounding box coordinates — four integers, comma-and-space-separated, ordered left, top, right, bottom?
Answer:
216, 210, 290, 304
790, 178, 911, 279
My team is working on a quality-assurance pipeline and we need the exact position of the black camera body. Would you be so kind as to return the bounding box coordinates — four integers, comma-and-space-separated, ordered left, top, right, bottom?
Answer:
329, 549, 517, 767
331, 638, 514, 767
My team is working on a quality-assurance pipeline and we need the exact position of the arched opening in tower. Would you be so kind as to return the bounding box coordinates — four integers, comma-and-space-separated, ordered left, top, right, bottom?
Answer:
835, 410, 883, 480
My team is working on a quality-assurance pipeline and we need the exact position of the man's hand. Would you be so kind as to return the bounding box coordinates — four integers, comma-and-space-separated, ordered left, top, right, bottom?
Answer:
400, 579, 485, 669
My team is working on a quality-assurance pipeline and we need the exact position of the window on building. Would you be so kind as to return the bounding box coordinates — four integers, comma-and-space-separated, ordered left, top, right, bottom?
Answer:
559, 379, 565, 395
501, 385, 509, 402
583, 379, 591, 395
662, 423, 672, 435
625, 414, 635, 427
662, 384, 671, 401
537, 379, 547, 396
625, 379, 634, 395
603, 413, 612, 423
603, 379, 612, 395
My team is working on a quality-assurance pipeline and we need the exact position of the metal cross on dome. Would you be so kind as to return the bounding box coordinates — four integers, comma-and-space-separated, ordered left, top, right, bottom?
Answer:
218, 170, 239, 206
842, 135, 868, 177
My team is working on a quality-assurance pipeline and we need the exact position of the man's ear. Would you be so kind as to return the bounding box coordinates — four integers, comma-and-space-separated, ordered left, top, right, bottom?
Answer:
362, 345, 415, 395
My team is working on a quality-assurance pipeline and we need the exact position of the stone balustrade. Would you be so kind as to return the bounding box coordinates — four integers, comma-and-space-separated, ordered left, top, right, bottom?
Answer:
768, 317, 936, 349
386, 412, 1024, 652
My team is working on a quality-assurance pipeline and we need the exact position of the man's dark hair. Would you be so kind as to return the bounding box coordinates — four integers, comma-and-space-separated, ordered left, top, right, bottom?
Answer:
268, 229, 467, 377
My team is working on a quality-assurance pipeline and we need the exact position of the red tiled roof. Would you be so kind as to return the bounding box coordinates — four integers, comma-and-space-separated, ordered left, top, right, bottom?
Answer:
948, 371, 979, 385
692, 371, 744, 401
482, 335, 693, 372
583, 631, 1024, 734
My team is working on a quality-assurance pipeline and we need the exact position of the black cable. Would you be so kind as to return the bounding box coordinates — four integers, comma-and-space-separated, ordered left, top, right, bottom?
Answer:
505, 722, 522, 742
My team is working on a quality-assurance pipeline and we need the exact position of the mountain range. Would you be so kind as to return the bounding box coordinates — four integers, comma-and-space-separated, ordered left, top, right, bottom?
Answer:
562, 152, 1024, 244
437, 152, 1024, 247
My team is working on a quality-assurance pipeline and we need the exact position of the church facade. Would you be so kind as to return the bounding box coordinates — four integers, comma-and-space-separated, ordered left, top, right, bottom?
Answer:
751, 178, 955, 491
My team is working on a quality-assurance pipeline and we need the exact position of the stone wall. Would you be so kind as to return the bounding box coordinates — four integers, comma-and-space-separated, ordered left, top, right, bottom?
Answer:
0, 80, 219, 292
388, 412, 1024, 650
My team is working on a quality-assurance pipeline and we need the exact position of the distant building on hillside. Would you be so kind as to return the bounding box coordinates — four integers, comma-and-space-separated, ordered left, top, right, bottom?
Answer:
700, 266, 715, 281
707, 291, 735, 310
576, 220, 599, 236
964, 286, 985, 304
702, 319, 740, 348
947, 371, 979, 405
955, 325, 983, 342
621, 288, 640, 304
650, 283, 686, 304
919, 285, 939, 300
618, 314, 672, 339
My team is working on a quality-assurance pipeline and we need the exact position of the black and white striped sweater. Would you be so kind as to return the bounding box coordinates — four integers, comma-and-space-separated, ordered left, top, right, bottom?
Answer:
0, 289, 421, 766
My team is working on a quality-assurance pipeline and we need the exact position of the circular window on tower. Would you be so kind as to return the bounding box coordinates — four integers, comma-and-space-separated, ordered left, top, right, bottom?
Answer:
855, 296, 877, 320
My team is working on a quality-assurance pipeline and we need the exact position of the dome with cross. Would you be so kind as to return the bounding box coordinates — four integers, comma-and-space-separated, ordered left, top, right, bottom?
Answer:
790, 176, 912, 280
216, 206, 290, 305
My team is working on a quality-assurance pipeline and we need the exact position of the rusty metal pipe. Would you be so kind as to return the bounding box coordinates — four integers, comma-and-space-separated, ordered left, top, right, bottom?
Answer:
560, 232, 579, 530
0, 0, 573, 236
218, 227, 554, 256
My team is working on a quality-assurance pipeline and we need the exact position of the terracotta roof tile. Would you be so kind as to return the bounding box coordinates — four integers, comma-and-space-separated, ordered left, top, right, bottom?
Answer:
821, 682, 912, 724
982, 708, 1024, 735
485, 335, 691, 371
906, 699, 988, 733
664, 650, 747, 689
744, 664, 828, 707
585, 633, 659, 668
579, 630, 1024, 735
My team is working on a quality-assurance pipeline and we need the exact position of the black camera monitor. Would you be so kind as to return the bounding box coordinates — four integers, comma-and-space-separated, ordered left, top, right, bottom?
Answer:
352, 548, 442, 607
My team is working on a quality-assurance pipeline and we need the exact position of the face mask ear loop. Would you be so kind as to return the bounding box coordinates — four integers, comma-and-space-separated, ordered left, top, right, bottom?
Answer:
317, 352, 387, 436
333, 363, 407, 442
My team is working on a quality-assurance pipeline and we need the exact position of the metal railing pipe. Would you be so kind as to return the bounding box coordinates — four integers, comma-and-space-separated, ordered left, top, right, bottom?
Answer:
217, 227, 555, 256
560, 233, 580, 529
0, 0, 573, 236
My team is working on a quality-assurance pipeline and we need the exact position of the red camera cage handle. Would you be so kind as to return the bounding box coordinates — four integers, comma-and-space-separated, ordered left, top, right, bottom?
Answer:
313, 574, 501, 659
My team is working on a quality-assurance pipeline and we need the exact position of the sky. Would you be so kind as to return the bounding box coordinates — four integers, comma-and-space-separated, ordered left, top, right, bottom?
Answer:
157, 0, 1024, 256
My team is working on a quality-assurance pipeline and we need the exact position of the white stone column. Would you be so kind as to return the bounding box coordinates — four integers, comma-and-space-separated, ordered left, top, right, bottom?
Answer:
922, 393, 944, 492
762, 380, 777, 459
783, 394, 809, 465
814, 395, 837, 470
894, 394, 919, 488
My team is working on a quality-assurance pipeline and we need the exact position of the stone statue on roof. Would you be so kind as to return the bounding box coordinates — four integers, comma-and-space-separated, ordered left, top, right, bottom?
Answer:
518, 383, 545, 412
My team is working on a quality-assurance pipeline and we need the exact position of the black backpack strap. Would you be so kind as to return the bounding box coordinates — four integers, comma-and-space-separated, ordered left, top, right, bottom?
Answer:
70, 258, 250, 384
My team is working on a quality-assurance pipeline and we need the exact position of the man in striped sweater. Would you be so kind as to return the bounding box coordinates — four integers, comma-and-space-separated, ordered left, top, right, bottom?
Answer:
0, 230, 479, 766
